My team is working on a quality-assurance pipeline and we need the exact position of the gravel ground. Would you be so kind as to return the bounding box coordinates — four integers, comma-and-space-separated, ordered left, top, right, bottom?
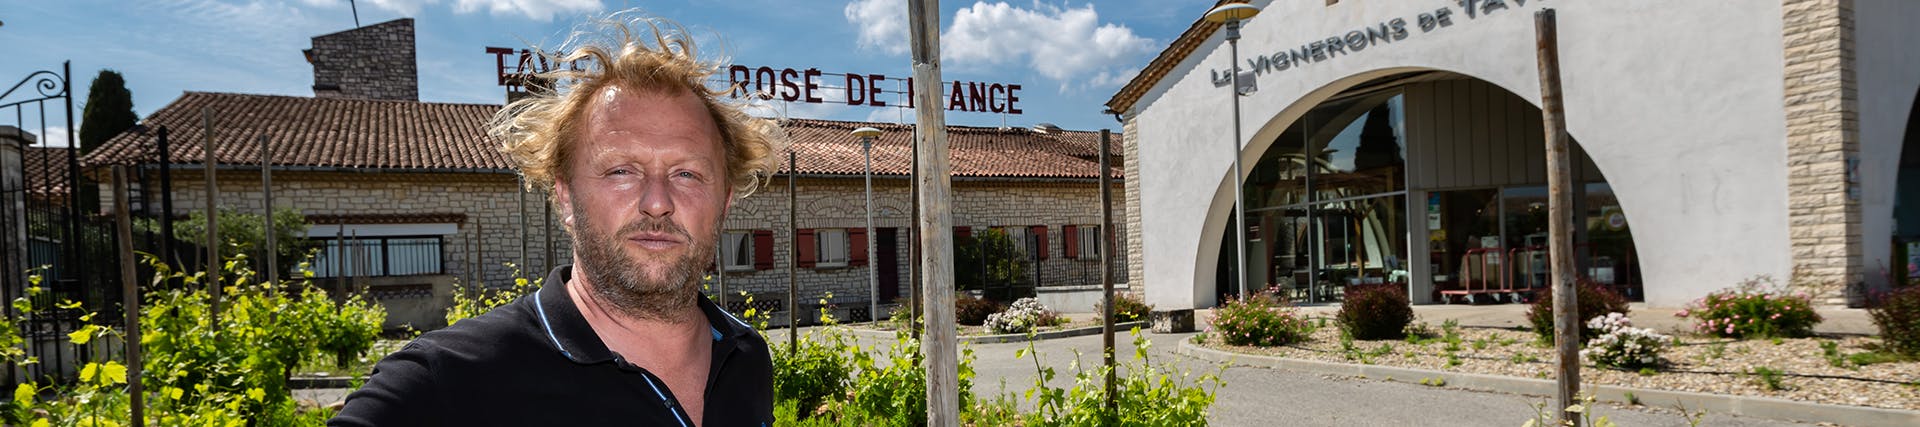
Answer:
1196, 319, 1920, 411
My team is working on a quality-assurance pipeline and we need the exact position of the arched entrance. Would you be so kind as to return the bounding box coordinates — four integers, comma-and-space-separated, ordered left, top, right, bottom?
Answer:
1216, 72, 1643, 305
1894, 87, 1920, 286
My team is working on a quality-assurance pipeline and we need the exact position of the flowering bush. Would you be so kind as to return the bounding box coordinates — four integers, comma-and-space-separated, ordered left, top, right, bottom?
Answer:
1579, 312, 1674, 370
1337, 283, 1415, 340
1526, 278, 1631, 342
1210, 291, 1315, 347
1868, 285, 1920, 357
984, 297, 1059, 334
1095, 291, 1154, 323
1678, 277, 1822, 338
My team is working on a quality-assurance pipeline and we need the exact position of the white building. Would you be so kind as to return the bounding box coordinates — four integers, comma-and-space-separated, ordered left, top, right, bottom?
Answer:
1105, 0, 1920, 324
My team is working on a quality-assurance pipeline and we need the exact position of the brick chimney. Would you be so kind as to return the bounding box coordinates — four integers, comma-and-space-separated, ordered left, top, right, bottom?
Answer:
305, 18, 419, 101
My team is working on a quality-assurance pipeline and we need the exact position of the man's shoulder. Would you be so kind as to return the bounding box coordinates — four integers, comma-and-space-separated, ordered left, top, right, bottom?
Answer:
405, 294, 548, 367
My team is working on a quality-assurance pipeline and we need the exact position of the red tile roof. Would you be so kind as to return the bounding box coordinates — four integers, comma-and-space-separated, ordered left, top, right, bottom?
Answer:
25, 146, 72, 198
85, 92, 1122, 180
86, 92, 508, 171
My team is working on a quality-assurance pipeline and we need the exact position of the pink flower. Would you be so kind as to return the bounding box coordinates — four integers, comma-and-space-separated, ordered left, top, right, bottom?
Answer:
1725, 325, 1735, 334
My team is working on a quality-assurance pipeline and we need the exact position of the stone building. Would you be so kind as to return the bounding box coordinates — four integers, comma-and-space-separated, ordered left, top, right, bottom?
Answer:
1104, 0, 1920, 326
82, 90, 1128, 330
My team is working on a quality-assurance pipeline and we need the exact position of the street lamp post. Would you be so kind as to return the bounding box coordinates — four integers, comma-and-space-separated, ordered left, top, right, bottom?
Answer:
1206, 3, 1261, 301
853, 127, 882, 323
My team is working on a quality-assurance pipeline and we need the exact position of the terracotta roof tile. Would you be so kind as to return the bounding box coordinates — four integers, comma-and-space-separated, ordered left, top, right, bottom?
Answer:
25, 146, 72, 197
84, 92, 1122, 180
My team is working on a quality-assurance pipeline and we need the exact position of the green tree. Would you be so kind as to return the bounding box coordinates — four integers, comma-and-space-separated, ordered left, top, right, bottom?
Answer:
956, 228, 1029, 301
78, 70, 137, 154
159, 207, 311, 277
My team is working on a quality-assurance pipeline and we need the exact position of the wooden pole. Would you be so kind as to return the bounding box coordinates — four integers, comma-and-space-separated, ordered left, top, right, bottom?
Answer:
111, 166, 143, 426
1099, 129, 1117, 418
544, 190, 555, 274
259, 135, 276, 286
201, 108, 220, 322
519, 175, 530, 275
786, 151, 798, 354
1535, 9, 1582, 426
909, 129, 920, 335
907, 0, 959, 423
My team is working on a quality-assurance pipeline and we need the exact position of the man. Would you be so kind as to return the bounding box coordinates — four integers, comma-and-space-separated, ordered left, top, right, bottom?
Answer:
332, 12, 781, 426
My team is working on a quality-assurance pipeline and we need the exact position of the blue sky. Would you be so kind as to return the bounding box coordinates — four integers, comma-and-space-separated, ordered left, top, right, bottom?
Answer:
2, 0, 1211, 147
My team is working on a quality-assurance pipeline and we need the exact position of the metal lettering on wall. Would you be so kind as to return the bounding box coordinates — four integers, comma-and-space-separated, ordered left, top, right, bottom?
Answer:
1211, 0, 1544, 86
724, 65, 1023, 115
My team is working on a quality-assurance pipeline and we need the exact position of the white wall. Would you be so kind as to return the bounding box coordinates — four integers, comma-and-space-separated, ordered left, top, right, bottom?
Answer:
1854, 0, 1920, 290
1129, 1, 1789, 309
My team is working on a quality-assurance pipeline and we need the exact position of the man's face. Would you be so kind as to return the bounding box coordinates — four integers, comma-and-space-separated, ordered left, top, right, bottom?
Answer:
556, 85, 731, 318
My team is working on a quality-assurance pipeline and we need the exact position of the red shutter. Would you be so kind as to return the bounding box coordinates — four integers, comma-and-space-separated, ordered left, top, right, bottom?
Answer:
797, 229, 817, 268
1031, 225, 1049, 260
752, 230, 774, 270
955, 226, 972, 240
849, 228, 869, 267
1063, 225, 1079, 259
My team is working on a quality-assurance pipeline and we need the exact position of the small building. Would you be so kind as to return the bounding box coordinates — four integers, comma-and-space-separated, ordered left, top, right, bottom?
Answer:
1105, 1, 1920, 318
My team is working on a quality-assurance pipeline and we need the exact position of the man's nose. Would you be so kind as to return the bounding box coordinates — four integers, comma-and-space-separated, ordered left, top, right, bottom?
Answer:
637, 173, 674, 218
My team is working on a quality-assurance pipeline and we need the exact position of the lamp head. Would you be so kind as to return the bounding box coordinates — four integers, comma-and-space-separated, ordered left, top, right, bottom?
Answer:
851, 127, 882, 139
1204, 3, 1261, 23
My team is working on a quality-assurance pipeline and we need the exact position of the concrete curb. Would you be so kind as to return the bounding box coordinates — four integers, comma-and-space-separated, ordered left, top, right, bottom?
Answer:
1177, 340, 1920, 427
848, 321, 1148, 344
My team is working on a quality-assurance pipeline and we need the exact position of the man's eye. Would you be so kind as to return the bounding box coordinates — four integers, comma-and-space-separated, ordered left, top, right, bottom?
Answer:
608, 168, 633, 176
675, 171, 697, 179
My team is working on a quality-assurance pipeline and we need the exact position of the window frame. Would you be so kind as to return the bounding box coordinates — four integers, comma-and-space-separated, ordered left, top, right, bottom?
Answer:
310, 234, 446, 278
721, 230, 755, 272
1076, 225, 1103, 260
815, 228, 850, 268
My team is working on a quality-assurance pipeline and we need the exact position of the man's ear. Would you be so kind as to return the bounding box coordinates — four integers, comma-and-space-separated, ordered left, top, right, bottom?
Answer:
554, 179, 575, 228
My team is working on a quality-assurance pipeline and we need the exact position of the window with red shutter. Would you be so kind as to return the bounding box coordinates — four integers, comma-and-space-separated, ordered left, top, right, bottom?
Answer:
849, 228, 868, 267
797, 229, 817, 268
1031, 225, 1049, 260
1063, 225, 1079, 259
752, 230, 774, 270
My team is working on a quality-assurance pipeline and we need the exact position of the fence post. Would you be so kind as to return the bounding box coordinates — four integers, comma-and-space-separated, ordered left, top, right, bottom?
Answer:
1535, 9, 1582, 426
202, 107, 221, 324
259, 135, 275, 286
112, 166, 144, 426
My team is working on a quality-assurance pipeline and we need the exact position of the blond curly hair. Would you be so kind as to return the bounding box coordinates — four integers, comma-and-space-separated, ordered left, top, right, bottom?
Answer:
491, 10, 783, 199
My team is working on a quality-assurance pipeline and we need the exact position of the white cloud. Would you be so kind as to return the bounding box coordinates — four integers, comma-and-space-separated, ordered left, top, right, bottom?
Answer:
450, 0, 601, 22
864, 107, 909, 124
845, 0, 910, 56
844, 1, 1154, 91
26, 127, 73, 148
298, 0, 600, 22
942, 2, 1153, 91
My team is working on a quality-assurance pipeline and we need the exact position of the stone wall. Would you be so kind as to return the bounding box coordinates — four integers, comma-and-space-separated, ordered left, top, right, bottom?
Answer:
713, 177, 1131, 318
150, 170, 571, 321
1783, 0, 1863, 299
308, 18, 419, 101
1123, 115, 1146, 305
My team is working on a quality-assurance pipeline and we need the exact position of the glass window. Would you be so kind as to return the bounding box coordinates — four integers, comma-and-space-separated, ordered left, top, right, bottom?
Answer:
1077, 225, 1102, 260
816, 229, 848, 267
721, 231, 752, 271
312, 236, 441, 278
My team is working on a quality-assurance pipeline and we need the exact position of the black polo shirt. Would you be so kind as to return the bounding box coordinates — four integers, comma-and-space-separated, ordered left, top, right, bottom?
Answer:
330, 265, 774, 426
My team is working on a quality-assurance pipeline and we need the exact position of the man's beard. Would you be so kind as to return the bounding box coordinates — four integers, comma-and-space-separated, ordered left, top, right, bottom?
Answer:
569, 200, 715, 321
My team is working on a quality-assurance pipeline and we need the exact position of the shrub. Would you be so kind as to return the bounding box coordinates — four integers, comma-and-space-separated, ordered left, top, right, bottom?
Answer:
772, 329, 852, 417
1337, 283, 1415, 340
1526, 278, 1631, 342
984, 297, 1058, 335
446, 264, 540, 326
1210, 290, 1315, 346
1678, 276, 1822, 338
955, 293, 1002, 326
1012, 328, 1220, 425
1095, 291, 1153, 323
1869, 285, 1920, 357
1578, 312, 1674, 370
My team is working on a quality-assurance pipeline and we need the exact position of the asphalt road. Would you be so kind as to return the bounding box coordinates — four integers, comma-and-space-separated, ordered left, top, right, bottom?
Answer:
299, 328, 1813, 426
